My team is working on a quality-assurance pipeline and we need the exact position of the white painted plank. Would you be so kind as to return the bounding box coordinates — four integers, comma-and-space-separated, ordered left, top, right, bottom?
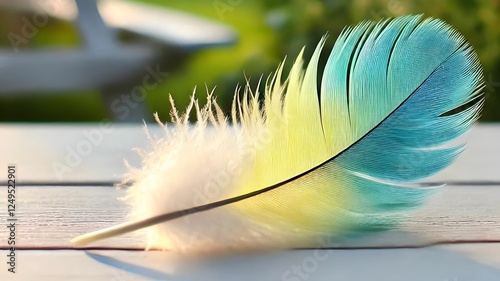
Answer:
0, 185, 498, 248
0, 123, 150, 184
0, 124, 498, 184
1, 245, 500, 280
432, 124, 500, 183
0, 185, 144, 248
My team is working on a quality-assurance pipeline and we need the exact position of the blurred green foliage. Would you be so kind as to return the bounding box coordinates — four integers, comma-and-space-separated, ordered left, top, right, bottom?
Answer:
0, 0, 498, 122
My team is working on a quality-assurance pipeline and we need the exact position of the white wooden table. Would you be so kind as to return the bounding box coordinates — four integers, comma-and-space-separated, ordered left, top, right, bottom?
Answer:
0, 124, 499, 280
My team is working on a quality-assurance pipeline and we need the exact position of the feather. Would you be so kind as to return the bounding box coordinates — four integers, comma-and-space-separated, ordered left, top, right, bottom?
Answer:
71, 15, 484, 254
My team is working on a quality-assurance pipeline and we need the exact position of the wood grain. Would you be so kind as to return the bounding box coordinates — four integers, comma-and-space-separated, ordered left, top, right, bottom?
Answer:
0, 124, 499, 184
0, 185, 498, 249
0, 124, 498, 280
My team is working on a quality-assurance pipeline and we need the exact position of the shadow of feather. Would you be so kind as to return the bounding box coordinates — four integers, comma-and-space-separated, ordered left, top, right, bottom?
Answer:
85, 251, 172, 280
83, 245, 500, 281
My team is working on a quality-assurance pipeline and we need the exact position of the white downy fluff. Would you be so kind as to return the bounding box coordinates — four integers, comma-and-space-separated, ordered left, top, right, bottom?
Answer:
121, 94, 291, 254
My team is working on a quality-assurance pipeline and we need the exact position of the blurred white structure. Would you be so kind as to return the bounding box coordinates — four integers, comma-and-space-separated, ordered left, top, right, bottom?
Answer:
0, 0, 237, 121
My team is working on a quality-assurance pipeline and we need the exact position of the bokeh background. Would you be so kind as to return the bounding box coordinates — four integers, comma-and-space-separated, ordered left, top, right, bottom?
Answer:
0, 0, 499, 122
